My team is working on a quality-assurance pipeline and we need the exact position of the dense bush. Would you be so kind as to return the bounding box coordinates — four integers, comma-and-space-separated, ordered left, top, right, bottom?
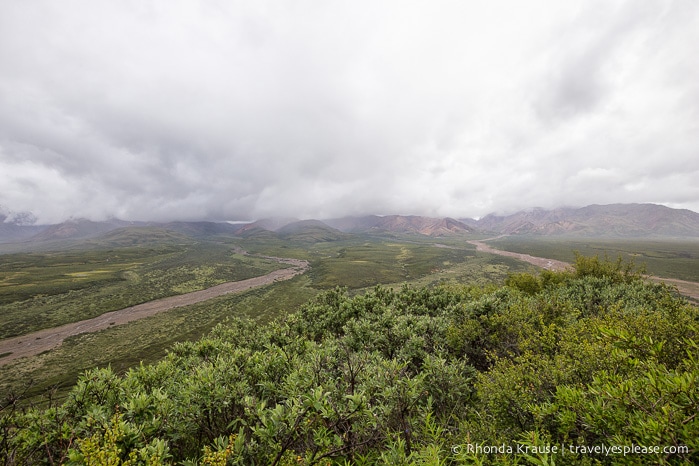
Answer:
1, 255, 697, 464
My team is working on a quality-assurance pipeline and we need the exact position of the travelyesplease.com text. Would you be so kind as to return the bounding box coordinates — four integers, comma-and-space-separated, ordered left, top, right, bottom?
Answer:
451, 443, 689, 457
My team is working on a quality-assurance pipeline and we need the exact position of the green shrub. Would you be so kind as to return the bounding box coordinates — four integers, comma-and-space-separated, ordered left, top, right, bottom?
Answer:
3, 256, 697, 464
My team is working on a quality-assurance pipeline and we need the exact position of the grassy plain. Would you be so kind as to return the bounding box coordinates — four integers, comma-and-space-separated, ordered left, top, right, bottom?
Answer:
0, 232, 538, 402
18, 230, 697, 403
0, 275, 318, 401
489, 236, 699, 282
0, 241, 280, 339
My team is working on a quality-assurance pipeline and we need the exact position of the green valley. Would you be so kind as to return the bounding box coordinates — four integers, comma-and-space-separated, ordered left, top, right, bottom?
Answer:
2, 254, 697, 464
1, 214, 699, 464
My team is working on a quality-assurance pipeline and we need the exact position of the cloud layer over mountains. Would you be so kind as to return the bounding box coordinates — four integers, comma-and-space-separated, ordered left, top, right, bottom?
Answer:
1, 1, 698, 223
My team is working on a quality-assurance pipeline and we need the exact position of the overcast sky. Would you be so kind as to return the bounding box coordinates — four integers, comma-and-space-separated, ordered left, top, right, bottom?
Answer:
1, 1, 698, 223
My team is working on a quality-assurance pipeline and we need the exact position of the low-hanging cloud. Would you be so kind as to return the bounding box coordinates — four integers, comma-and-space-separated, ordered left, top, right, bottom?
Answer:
1, 0, 698, 224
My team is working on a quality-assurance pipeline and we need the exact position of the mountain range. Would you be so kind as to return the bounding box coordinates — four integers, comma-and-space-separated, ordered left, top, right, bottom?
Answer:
467, 203, 699, 237
1, 203, 699, 246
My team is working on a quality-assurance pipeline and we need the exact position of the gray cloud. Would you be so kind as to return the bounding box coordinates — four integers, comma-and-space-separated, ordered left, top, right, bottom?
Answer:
1, 0, 698, 224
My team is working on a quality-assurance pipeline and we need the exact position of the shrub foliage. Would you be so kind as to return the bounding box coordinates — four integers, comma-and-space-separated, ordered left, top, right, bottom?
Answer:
1, 255, 697, 464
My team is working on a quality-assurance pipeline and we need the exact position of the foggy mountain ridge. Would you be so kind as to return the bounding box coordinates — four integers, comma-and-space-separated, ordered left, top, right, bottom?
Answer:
323, 215, 475, 237
2, 203, 699, 245
469, 203, 699, 237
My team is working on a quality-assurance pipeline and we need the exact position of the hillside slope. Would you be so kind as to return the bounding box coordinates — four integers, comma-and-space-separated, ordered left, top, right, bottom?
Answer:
325, 215, 474, 236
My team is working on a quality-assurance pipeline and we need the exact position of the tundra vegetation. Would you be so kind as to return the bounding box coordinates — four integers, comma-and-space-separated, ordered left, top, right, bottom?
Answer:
0, 234, 529, 402
489, 236, 699, 283
1, 255, 697, 464
0, 243, 281, 340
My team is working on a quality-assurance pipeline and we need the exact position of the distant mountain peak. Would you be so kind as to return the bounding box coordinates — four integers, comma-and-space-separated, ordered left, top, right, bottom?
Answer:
468, 203, 699, 237
0, 208, 45, 243
0, 207, 38, 226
